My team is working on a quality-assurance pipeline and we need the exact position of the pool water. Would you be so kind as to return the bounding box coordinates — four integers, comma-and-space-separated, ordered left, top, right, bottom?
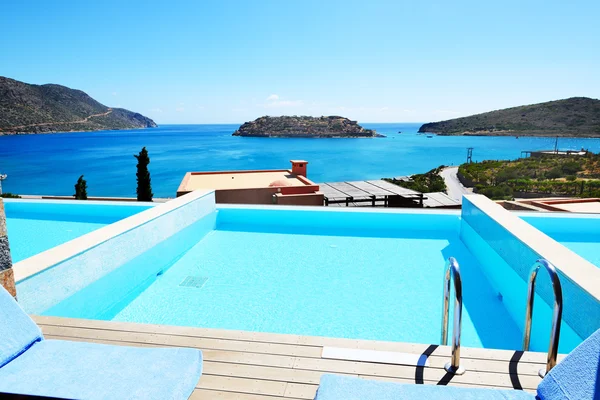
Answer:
43, 208, 527, 350
521, 214, 600, 268
112, 228, 522, 349
4, 200, 153, 262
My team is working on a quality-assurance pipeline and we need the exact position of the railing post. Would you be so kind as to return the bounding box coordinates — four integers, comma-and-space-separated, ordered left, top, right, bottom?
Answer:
441, 257, 465, 375
522, 259, 563, 378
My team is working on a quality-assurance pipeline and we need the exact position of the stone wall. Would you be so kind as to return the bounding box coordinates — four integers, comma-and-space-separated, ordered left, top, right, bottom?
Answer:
0, 199, 16, 297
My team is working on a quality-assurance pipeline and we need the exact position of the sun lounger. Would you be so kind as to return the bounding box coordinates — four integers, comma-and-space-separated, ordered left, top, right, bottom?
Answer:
0, 285, 202, 400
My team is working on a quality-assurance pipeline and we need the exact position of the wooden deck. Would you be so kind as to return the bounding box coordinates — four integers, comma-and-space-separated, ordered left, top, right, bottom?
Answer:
319, 180, 424, 207
34, 316, 563, 399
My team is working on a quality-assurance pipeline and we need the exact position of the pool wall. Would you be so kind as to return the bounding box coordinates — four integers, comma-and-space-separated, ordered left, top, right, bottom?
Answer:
461, 195, 600, 351
17, 190, 216, 314
4, 199, 153, 224
217, 205, 461, 238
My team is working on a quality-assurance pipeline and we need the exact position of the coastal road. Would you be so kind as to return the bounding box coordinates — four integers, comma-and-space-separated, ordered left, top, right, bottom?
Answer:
440, 166, 472, 202
1, 109, 113, 132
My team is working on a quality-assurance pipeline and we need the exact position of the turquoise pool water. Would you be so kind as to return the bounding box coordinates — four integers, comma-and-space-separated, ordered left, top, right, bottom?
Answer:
18, 201, 592, 353
4, 200, 152, 262
521, 214, 600, 268
37, 206, 572, 352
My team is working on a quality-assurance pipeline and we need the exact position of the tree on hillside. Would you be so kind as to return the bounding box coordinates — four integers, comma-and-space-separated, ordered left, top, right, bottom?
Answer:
74, 175, 88, 200
135, 147, 153, 202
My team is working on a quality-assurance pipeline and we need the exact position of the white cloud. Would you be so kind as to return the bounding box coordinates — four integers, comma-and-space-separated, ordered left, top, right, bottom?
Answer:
175, 107, 185, 112
149, 108, 163, 113
380, 107, 390, 111
266, 94, 279, 101
111, 91, 118, 96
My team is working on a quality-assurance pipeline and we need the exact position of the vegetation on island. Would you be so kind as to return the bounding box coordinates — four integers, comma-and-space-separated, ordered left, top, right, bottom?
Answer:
232, 116, 383, 138
0, 76, 157, 134
0, 193, 20, 198
385, 166, 448, 193
135, 147, 153, 202
458, 153, 600, 200
74, 175, 88, 200
419, 97, 600, 137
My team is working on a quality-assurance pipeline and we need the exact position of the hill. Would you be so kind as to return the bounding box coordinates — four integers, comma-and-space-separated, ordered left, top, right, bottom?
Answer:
232, 116, 383, 138
419, 97, 600, 137
0, 77, 157, 134
458, 153, 600, 200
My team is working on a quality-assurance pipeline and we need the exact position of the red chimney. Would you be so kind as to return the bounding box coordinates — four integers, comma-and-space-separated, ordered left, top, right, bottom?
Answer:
290, 160, 308, 177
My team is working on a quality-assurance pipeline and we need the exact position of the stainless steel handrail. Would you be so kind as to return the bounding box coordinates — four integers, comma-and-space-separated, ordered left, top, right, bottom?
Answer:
522, 259, 563, 378
441, 257, 465, 375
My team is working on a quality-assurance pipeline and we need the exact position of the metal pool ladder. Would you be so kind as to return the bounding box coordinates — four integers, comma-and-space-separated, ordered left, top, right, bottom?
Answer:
522, 259, 563, 378
441, 257, 466, 375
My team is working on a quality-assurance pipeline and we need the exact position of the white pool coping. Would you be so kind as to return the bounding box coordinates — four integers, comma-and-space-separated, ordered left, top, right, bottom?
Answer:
3, 198, 156, 207
465, 194, 600, 303
13, 190, 214, 282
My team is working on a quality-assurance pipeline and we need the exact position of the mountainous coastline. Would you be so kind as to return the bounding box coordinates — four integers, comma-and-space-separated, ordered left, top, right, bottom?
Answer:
0, 77, 157, 134
419, 97, 600, 137
232, 116, 383, 138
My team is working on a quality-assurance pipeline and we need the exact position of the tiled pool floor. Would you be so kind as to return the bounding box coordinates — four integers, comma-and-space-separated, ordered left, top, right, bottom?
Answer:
111, 229, 522, 350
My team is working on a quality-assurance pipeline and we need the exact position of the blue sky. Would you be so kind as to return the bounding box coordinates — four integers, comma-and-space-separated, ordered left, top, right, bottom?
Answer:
1, 0, 599, 124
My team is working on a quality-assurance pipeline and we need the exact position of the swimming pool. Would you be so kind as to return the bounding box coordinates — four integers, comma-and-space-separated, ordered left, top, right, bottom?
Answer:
4, 200, 153, 262
521, 213, 600, 268
16, 192, 596, 354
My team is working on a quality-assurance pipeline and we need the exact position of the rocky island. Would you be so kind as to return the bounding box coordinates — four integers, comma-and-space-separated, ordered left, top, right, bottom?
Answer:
419, 97, 600, 137
232, 116, 383, 138
0, 76, 157, 134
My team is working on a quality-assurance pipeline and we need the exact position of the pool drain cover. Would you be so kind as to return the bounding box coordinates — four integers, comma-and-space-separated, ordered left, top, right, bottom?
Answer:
179, 276, 208, 289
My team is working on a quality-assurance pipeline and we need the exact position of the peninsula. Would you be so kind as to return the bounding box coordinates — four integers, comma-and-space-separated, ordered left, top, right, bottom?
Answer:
419, 97, 600, 137
232, 116, 383, 138
0, 77, 157, 134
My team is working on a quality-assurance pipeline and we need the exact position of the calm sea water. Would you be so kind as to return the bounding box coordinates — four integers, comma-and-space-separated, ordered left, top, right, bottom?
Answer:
2, 123, 600, 198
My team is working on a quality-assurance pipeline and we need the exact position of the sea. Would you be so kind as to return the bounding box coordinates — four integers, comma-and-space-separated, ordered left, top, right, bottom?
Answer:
2, 123, 600, 198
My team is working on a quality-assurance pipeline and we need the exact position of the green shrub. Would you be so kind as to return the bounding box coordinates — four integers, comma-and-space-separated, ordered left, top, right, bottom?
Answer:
0, 193, 20, 198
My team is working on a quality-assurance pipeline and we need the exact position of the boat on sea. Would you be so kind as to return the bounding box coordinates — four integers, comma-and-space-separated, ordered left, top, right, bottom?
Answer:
426, 135, 433, 138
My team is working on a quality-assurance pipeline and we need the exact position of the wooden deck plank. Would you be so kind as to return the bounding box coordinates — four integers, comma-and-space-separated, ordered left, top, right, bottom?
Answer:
38, 316, 555, 398
365, 180, 422, 197
318, 184, 349, 200
423, 192, 460, 207
326, 181, 372, 198
191, 388, 302, 400
35, 316, 560, 364
45, 332, 546, 378
345, 180, 396, 196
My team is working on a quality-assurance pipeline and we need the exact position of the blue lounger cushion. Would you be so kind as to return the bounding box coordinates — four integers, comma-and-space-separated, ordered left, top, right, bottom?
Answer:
537, 328, 600, 400
0, 284, 203, 400
0, 339, 202, 400
0, 284, 43, 368
315, 375, 534, 400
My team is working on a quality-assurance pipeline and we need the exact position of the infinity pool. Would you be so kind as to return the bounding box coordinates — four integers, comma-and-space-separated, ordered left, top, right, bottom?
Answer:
4, 200, 153, 262
521, 213, 600, 268
18, 195, 588, 354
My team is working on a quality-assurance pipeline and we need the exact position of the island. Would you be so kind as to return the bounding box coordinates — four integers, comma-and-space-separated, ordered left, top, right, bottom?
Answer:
0, 76, 157, 134
232, 116, 383, 138
419, 97, 600, 137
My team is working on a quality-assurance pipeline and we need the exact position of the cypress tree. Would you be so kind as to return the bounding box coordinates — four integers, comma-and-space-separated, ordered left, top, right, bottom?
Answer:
135, 147, 153, 201
74, 175, 88, 200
